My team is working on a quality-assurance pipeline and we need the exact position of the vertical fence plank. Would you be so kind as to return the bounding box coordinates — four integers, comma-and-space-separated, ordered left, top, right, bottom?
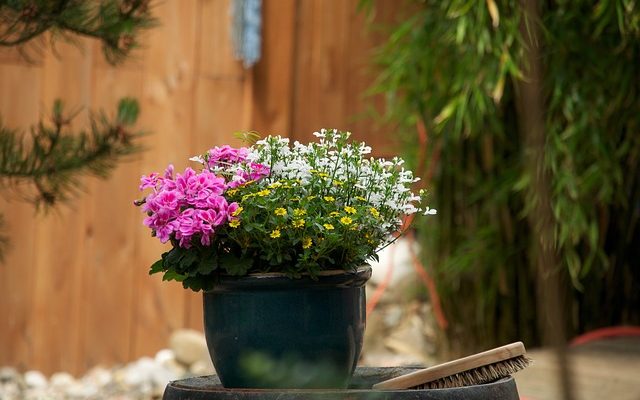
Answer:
130, 0, 200, 359
343, 0, 401, 155
250, 0, 296, 136
29, 39, 94, 375
0, 62, 42, 371
292, 0, 351, 142
198, 0, 239, 79
79, 51, 144, 369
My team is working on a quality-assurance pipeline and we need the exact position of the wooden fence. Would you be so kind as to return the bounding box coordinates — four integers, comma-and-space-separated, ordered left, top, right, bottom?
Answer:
0, 0, 400, 375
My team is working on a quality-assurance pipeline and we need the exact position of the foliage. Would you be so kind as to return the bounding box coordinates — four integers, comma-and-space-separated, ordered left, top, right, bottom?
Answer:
0, 1, 153, 262
0, 0, 156, 64
365, 0, 640, 351
0, 98, 144, 208
136, 129, 433, 291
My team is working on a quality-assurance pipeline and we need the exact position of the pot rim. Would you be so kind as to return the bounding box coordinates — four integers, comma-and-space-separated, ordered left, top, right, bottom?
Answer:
205, 265, 372, 292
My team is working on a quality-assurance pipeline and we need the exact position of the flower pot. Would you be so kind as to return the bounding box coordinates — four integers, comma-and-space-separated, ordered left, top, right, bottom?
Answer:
202, 265, 372, 389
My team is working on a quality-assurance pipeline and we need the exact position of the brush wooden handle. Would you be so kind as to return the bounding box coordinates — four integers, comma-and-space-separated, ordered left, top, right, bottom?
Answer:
372, 342, 526, 390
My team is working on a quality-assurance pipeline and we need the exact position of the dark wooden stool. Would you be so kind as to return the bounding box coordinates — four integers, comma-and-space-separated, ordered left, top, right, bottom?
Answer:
162, 367, 521, 399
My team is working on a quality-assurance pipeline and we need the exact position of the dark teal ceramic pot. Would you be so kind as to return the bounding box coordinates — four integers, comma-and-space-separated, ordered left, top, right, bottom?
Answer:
203, 266, 372, 389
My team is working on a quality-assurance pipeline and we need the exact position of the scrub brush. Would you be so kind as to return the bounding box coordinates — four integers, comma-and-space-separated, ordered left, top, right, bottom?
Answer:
372, 341, 531, 390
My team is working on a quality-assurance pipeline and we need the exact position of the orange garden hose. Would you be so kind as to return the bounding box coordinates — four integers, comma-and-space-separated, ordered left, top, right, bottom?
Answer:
570, 326, 640, 346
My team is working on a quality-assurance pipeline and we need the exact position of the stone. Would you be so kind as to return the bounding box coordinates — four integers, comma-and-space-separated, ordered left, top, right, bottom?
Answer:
162, 358, 188, 378
169, 329, 209, 366
23, 370, 47, 389
123, 357, 156, 387
0, 381, 22, 400
50, 372, 75, 389
189, 359, 215, 376
155, 348, 175, 366
151, 365, 178, 394
0, 367, 19, 383
65, 382, 98, 398
82, 366, 112, 388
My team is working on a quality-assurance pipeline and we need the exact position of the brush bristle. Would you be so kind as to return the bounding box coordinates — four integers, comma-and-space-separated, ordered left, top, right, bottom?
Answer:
410, 355, 532, 390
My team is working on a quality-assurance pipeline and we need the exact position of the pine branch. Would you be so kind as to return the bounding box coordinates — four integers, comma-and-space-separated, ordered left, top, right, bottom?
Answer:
0, 97, 144, 209
0, 0, 157, 64
0, 214, 7, 263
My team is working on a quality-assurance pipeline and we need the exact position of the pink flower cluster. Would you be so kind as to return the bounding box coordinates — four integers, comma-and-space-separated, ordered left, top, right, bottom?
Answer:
137, 146, 270, 248
207, 145, 271, 188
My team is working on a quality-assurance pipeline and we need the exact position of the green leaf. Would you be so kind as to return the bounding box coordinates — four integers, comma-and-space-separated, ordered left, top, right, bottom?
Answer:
162, 270, 186, 282
196, 253, 218, 275
164, 246, 185, 267
233, 130, 261, 145
220, 253, 253, 276
180, 250, 199, 269
149, 258, 165, 275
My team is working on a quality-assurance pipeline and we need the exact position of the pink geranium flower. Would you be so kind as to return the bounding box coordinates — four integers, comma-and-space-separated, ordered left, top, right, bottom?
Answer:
207, 145, 249, 167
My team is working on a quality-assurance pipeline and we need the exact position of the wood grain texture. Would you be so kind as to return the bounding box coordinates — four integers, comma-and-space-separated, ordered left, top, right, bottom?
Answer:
198, 0, 243, 79
249, 0, 296, 136
80, 60, 144, 370
292, 0, 350, 143
30, 39, 93, 374
0, 63, 42, 371
0, 0, 400, 375
130, 0, 199, 360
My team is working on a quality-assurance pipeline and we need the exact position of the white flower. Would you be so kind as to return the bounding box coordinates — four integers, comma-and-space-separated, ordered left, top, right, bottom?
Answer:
423, 207, 437, 215
189, 155, 205, 163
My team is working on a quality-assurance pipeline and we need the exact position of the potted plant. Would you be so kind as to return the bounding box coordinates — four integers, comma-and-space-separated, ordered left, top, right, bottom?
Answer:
134, 129, 434, 389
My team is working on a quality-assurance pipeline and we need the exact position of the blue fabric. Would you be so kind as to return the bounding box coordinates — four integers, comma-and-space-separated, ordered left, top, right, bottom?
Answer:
231, 0, 262, 68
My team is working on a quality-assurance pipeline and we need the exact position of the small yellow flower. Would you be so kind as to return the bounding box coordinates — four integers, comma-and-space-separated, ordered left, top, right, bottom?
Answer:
344, 206, 356, 214
274, 207, 287, 216
257, 189, 271, 197
232, 207, 243, 216
333, 180, 344, 186
292, 219, 305, 228
323, 223, 334, 230
302, 237, 312, 249
329, 211, 340, 217
229, 219, 241, 228
293, 208, 307, 217
307, 195, 317, 200
340, 216, 353, 225
268, 182, 283, 188
226, 189, 238, 196
270, 229, 281, 238
324, 196, 335, 202
356, 196, 367, 202
242, 193, 255, 201
318, 172, 329, 178
369, 207, 380, 218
